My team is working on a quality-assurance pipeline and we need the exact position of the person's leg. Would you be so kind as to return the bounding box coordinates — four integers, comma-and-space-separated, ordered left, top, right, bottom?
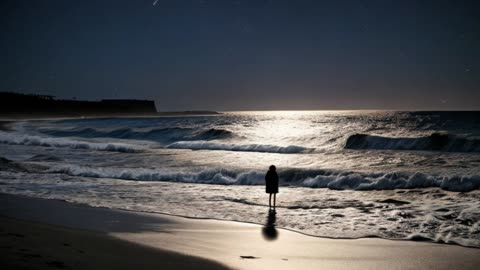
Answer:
273, 193, 276, 210
269, 193, 272, 209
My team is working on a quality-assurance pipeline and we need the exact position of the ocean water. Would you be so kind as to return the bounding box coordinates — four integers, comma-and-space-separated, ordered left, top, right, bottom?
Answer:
0, 111, 479, 247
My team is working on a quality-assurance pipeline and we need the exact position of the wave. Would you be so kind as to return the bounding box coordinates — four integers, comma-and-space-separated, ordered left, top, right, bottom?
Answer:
39, 127, 235, 143
345, 133, 480, 153
0, 157, 27, 172
300, 171, 480, 192
166, 141, 313, 153
49, 165, 480, 192
49, 166, 266, 185
195, 128, 234, 140
26, 154, 63, 162
0, 156, 50, 172
0, 131, 144, 153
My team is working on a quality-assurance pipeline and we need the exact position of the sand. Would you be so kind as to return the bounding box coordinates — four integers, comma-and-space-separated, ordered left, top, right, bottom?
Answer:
0, 217, 229, 270
1, 193, 479, 270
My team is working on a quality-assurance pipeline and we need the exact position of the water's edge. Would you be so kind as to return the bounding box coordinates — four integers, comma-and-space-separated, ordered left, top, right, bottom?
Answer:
2, 192, 478, 249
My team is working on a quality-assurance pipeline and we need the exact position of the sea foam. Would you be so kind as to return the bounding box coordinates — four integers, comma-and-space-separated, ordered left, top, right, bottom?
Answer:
166, 140, 313, 153
0, 131, 144, 153
48, 165, 480, 192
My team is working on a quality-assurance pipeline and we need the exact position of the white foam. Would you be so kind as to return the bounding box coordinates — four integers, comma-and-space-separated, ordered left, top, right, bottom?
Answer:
49, 165, 265, 185
166, 140, 313, 153
0, 131, 144, 153
302, 172, 480, 192
48, 164, 480, 192
2, 170, 479, 248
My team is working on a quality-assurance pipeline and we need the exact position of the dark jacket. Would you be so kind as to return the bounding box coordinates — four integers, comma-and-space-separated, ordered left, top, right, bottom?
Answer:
265, 170, 279, 194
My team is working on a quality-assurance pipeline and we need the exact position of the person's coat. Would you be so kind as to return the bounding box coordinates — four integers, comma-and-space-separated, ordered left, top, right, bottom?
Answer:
265, 170, 279, 194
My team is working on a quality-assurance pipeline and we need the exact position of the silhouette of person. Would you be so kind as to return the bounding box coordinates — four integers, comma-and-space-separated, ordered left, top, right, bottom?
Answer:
265, 165, 279, 211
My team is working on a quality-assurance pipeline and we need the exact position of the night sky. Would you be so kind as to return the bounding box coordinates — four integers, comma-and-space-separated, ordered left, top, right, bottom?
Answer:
1, 0, 479, 111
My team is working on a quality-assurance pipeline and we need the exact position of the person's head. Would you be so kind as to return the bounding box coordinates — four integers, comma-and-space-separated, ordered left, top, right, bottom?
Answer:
269, 165, 276, 171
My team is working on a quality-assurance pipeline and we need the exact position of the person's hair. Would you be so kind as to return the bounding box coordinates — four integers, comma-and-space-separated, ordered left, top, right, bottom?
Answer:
269, 165, 276, 171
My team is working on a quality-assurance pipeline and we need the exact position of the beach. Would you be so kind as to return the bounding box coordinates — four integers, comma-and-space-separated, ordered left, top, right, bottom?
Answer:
1, 112, 479, 247
1, 217, 228, 270
1, 193, 479, 270
1, 112, 480, 268
3, 0, 479, 268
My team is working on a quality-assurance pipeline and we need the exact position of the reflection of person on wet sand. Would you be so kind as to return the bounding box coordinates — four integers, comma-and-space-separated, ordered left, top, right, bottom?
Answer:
265, 165, 279, 211
262, 210, 278, 241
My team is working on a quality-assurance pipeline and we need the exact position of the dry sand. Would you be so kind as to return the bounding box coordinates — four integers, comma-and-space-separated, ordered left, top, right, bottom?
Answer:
1, 193, 479, 270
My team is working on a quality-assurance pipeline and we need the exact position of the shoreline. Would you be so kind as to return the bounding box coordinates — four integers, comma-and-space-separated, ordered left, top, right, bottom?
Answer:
24, 194, 480, 249
1, 193, 479, 269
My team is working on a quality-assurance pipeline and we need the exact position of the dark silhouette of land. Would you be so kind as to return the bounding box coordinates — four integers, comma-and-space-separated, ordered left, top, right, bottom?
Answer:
0, 92, 220, 118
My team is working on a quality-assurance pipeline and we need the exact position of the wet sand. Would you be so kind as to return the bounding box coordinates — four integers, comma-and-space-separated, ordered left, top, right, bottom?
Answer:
0, 217, 229, 270
1, 193, 479, 270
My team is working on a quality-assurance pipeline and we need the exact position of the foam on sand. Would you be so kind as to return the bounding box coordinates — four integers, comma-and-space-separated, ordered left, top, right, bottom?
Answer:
1, 194, 480, 270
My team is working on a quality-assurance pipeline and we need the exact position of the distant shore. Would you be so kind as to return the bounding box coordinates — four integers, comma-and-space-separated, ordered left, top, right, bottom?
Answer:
0, 91, 222, 120
1, 193, 479, 270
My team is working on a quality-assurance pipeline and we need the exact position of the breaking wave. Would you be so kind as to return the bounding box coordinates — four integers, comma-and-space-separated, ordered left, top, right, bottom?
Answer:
0, 131, 144, 153
49, 166, 265, 185
49, 165, 480, 192
166, 141, 314, 153
345, 133, 480, 153
39, 127, 235, 143
26, 154, 63, 162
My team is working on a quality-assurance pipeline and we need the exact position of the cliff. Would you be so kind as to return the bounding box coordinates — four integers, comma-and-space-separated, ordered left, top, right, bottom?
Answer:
0, 92, 157, 117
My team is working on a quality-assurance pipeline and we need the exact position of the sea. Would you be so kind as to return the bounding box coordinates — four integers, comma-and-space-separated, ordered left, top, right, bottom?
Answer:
0, 111, 479, 247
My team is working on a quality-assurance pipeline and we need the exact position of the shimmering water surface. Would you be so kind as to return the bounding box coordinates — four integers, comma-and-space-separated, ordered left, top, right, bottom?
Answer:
1, 111, 479, 247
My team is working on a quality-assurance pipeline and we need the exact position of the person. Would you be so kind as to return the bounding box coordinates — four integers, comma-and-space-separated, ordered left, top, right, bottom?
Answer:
265, 165, 279, 211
